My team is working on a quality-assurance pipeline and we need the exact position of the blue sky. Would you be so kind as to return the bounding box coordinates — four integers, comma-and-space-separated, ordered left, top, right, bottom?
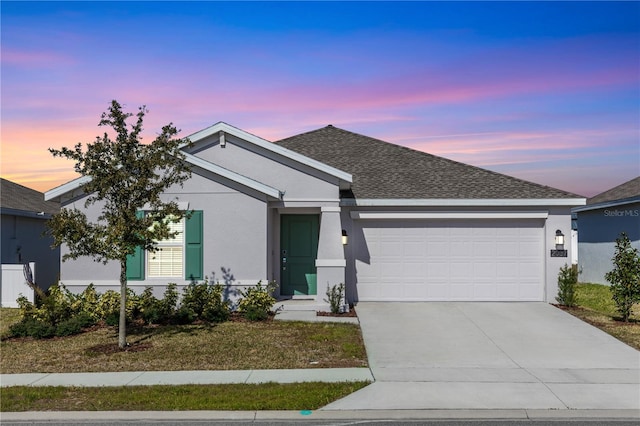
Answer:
2, 1, 638, 196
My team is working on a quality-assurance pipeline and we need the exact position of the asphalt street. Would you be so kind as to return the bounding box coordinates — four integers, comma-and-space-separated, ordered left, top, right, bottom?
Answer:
2, 420, 639, 426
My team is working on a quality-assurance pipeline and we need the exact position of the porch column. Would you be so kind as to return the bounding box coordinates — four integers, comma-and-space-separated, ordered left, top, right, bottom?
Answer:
315, 206, 346, 306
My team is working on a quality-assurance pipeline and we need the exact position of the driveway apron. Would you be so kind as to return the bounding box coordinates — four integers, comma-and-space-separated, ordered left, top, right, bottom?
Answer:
323, 302, 640, 411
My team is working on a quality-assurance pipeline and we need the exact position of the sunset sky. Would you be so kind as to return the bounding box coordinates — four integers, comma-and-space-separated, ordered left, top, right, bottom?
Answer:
1, 1, 638, 197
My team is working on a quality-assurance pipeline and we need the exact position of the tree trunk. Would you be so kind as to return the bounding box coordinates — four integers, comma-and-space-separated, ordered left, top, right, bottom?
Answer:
119, 259, 128, 348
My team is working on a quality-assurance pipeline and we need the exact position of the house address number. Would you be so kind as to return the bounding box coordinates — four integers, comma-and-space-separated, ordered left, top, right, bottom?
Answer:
550, 249, 568, 257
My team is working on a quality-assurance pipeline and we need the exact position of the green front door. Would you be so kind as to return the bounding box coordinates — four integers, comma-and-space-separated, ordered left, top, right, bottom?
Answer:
280, 214, 319, 296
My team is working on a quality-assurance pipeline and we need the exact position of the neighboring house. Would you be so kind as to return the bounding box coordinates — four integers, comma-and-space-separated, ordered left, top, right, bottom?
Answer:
572, 177, 640, 285
1, 178, 60, 303
45, 123, 585, 307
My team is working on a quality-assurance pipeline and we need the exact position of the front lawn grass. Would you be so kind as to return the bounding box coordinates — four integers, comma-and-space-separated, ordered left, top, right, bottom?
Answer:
1, 320, 368, 374
0, 308, 21, 337
0, 381, 370, 412
560, 283, 640, 350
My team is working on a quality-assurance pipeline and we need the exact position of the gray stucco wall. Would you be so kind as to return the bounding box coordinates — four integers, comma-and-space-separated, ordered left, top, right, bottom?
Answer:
577, 202, 640, 284
1, 213, 60, 290
58, 169, 270, 297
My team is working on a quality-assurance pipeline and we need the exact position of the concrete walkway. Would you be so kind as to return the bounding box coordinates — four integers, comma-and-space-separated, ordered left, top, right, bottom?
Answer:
324, 302, 640, 411
0, 368, 373, 387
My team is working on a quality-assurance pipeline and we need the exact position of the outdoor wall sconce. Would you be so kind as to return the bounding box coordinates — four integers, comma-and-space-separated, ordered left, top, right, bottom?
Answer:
219, 130, 226, 148
342, 229, 348, 245
551, 229, 567, 257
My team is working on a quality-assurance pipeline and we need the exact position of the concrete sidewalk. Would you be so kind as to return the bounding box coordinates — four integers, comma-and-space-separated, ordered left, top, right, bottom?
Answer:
0, 368, 373, 387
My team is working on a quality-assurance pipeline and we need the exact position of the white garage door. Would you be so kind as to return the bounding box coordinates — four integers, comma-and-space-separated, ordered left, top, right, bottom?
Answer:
354, 219, 544, 301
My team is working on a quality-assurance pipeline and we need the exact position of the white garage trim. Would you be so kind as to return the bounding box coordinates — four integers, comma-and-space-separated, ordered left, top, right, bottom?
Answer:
350, 211, 549, 220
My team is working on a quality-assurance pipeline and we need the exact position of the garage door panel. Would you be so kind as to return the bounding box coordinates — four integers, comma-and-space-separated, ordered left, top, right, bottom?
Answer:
403, 262, 427, 278
473, 241, 495, 256
354, 219, 544, 301
450, 262, 473, 278
474, 262, 496, 277
474, 284, 498, 299
404, 241, 426, 256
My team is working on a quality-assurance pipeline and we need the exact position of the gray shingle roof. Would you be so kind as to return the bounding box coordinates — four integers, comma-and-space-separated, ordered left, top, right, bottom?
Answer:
275, 125, 580, 200
1, 178, 60, 215
587, 177, 640, 205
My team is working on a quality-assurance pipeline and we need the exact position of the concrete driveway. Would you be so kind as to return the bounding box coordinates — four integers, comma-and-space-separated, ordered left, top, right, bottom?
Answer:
324, 302, 640, 411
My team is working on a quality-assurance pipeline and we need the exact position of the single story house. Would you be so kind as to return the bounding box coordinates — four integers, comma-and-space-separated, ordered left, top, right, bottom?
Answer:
1, 178, 60, 306
45, 123, 585, 307
572, 177, 640, 285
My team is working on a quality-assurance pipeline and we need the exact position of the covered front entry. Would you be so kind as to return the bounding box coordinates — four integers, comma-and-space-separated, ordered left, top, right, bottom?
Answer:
280, 214, 319, 296
354, 219, 545, 301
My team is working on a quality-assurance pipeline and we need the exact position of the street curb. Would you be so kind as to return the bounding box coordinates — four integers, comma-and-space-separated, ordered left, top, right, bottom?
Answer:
2, 409, 639, 421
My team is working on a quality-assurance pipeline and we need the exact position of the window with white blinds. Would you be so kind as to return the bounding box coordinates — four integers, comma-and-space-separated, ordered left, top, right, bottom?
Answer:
147, 217, 184, 278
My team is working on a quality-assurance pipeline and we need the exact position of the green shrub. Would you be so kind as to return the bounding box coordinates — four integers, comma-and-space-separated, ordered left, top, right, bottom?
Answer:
202, 283, 230, 323
137, 287, 161, 324
74, 284, 100, 320
181, 280, 210, 318
556, 264, 578, 307
96, 290, 120, 322
605, 232, 640, 321
173, 305, 196, 325
157, 283, 179, 322
19, 284, 77, 325
181, 279, 230, 323
324, 283, 345, 314
237, 281, 277, 321
16, 295, 37, 320
9, 318, 55, 339
55, 312, 96, 337
95, 289, 137, 323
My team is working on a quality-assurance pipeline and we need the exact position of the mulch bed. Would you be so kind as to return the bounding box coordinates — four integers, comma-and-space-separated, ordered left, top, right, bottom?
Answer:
316, 307, 357, 317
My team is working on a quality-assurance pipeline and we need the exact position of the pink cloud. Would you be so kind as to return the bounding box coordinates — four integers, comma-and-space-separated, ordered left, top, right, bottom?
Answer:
1, 48, 73, 68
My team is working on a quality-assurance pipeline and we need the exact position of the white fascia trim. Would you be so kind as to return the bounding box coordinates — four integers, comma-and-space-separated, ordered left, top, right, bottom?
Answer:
44, 176, 92, 201
350, 211, 549, 220
184, 122, 353, 183
572, 197, 640, 213
341, 198, 586, 207
183, 152, 282, 199
320, 206, 341, 213
316, 259, 347, 267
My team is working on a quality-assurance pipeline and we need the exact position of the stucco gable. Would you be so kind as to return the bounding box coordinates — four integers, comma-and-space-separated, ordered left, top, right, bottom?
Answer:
185, 122, 352, 185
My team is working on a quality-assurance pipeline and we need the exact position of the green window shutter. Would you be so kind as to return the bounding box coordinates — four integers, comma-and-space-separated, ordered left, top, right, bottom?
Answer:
185, 210, 203, 281
126, 211, 145, 281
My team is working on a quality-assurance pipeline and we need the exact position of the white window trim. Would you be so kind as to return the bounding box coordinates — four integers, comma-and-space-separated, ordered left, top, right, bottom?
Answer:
146, 216, 185, 279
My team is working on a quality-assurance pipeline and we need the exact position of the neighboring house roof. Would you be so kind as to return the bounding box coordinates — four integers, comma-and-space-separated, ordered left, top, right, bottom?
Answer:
1, 178, 60, 217
587, 177, 640, 205
275, 125, 583, 203
573, 176, 640, 213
